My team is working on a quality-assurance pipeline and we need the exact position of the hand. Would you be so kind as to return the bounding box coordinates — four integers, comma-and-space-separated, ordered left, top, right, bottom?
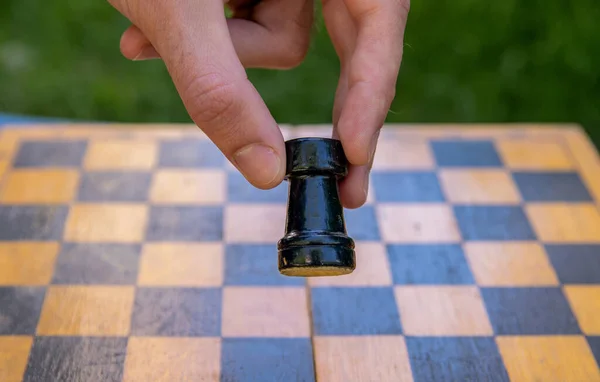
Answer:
108, 0, 409, 209
108, 0, 314, 189
324, 0, 410, 208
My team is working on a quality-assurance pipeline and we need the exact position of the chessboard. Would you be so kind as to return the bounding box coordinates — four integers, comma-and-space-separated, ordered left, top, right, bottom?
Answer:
0, 123, 599, 382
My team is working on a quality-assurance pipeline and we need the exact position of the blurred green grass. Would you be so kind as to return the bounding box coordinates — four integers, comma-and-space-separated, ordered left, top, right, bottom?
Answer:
1, 1, 598, 146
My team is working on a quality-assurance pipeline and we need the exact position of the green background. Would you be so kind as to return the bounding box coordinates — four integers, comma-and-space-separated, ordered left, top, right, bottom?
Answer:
1, 1, 598, 146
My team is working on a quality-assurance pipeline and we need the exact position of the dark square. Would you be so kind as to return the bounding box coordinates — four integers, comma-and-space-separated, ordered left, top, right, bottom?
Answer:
453, 205, 536, 241
512, 171, 593, 202
145, 206, 223, 241
406, 337, 509, 382
130, 287, 221, 336
13, 140, 88, 167
224, 244, 304, 286
0, 205, 69, 240
344, 206, 380, 241
587, 337, 600, 370
221, 338, 315, 382
0, 287, 46, 334
227, 172, 288, 203
371, 171, 445, 202
158, 140, 225, 167
431, 140, 503, 167
23, 337, 127, 382
481, 287, 581, 335
311, 287, 402, 335
52, 244, 140, 284
545, 245, 600, 284
77, 172, 151, 201
387, 244, 475, 285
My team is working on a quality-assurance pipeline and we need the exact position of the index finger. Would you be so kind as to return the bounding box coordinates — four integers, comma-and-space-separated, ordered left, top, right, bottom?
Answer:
143, 0, 287, 189
335, 0, 409, 166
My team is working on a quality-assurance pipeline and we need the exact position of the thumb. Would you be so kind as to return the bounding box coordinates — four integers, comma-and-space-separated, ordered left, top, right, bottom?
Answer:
113, 0, 286, 189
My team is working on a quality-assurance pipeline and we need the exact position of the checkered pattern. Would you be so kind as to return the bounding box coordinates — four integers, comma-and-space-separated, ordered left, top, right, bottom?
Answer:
1, 124, 600, 381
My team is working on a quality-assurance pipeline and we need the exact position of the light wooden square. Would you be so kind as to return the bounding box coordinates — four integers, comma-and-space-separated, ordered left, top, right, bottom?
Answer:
222, 287, 310, 337
394, 286, 493, 336
84, 140, 157, 170
563, 286, 600, 335
0, 133, 18, 160
289, 125, 333, 138
496, 336, 600, 381
224, 204, 286, 243
377, 204, 461, 243
0, 243, 60, 285
0, 336, 33, 382
149, 169, 225, 204
309, 242, 392, 286
464, 242, 559, 286
0, 160, 8, 181
525, 204, 600, 243
37, 286, 135, 335
439, 169, 521, 204
313, 336, 413, 382
123, 337, 221, 382
138, 243, 223, 286
0, 170, 79, 203
496, 140, 573, 170
64, 204, 148, 242
372, 140, 435, 170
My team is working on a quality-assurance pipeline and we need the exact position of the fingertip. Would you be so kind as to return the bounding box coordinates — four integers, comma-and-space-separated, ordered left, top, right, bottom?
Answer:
133, 46, 161, 61
335, 88, 385, 167
119, 25, 143, 60
119, 24, 159, 60
232, 142, 286, 190
337, 124, 381, 172
339, 165, 370, 209
340, 183, 368, 209
339, 131, 371, 167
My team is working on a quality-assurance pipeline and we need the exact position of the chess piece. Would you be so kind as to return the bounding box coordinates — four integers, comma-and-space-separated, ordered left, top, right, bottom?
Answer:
278, 137, 356, 277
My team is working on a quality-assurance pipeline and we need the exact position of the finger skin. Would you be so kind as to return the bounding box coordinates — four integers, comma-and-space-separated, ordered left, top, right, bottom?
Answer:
160, 23, 287, 189
113, 0, 315, 189
337, 0, 409, 166
120, 25, 159, 60
340, 163, 371, 209
324, 0, 409, 208
228, 0, 314, 68
119, 0, 314, 68
109, 0, 291, 189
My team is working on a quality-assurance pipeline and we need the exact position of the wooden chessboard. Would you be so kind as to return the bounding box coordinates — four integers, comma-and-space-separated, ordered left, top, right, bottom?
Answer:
0, 123, 599, 381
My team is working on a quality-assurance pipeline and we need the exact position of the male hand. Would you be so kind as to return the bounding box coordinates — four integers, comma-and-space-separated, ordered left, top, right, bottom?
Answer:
108, 0, 409, 209
323, 0, 409, 208
108, 0, 314, 190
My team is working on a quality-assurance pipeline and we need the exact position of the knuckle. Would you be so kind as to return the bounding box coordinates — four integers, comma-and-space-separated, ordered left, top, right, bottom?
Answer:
385, 83, 397, 103
401, 0, 410, 13
110, 0, 136, 21
390, 0, 410, 16
183, 73, 240, 126
270, 10, 312, 69
280, 43, 309, 68
276, 35, 310, 69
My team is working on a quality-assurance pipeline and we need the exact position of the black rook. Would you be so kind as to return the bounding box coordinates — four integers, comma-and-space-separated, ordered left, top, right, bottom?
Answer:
277, 137, 356, 277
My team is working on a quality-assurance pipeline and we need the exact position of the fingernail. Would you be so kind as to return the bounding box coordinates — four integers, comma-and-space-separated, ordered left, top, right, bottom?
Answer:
133, 46, 156, 61
368, 130, 381, 163
363, 175, 370, 200
233, 144, 282, 188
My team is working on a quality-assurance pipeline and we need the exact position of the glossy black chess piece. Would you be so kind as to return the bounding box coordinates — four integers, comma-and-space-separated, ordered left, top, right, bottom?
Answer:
278, 137, 356, 277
